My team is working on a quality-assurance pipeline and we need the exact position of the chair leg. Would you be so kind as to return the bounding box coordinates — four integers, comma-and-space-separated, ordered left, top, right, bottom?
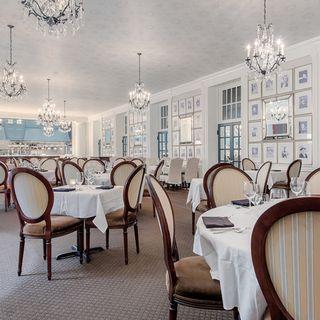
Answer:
18, 236, 25, 276
123, 228, 128, 265
192, 211, 195, 235
4, 192, 8, 212
105, 228, 109, 249
169, 302, 177, 320
153, 203, 156, 218
85, 226, 91, 263
134, 223, 140, 254
233, 308, 239, 320
78, 227, 84, 265
43, 239, 46, 260
46, 239, 52, 281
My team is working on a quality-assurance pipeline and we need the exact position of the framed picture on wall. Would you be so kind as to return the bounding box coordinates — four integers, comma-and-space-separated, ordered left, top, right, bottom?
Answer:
294, 90, 312, 115
248, 79, 261, 100
295, 141, 312, 164
172, 146, 179, 158
295, 64, 312, 90
278, 142, 294, 164
263, 143, 277, 163
194, 95, 202, 111
195, 145, 202, 159
180, 116, 193, 144
172, 131, 179, 145
172, 101, 179, 116
193, 112, 202, 128
187, 145, 194, 158
186, 97, 194, 113
294, 115, 312, 140
194, 128, 203, 145
172, 117, 180, 131
180, 146, 187, 160
262, 75, 276, 97
248, 100, 262, 121
179, 99, 186, 115
248, 143, 261, 162
248, 122, 262, 142
277, 70, 293, 94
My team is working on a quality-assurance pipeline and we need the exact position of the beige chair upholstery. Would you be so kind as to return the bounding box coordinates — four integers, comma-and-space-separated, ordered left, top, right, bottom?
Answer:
114, 158, 125, 166
83, 159, 105, 173
255, 161, 272, 194
242, 158, 256, 171
127, 166, 145, 209
111, 162, 136, 186
288, 160, 302, 179
0, 164, 6, 186
183, 158, 200, 184
62, 162, 82, 185
305, 168, 320, 194
211, 167, 252, 207
77, 158, 86, 168
41, 158, 57, 171
163, 158, 183, 186
132, 158, 144, 166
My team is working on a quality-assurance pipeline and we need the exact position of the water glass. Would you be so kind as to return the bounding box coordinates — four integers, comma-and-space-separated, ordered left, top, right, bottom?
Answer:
290, 177, 305, 197
243, 181, 256, 207
75, 172, 84, 190
270, 189, 287, 200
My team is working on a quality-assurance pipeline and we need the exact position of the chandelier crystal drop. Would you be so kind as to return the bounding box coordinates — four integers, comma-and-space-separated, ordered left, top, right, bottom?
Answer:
38, 79, 61, 136
129, 53, 151, 112
21, 0, 84, 36
245, 0, 286, 78
59, 100, 72, 133
0, 25, 27, 100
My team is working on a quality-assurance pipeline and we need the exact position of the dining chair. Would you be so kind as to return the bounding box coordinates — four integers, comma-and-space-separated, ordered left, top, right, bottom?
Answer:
146, 174, 239, 320
251, 197, 320, 320
41, 158, 58, 185
305, 167, 320, 194
210, 166, 252, 208
162, 158, 183, 188
85, 165, 146, 264
110, 160, 137, 186
191, 163, 233, 235
242, 157, 256, 171
77, 157, 87, 168
10, 168, 84, 280
255, 161, 272, 194
131, 158, 144, 166
69, 157, 78, 163
56, 159, 65, 185
271, 159, 302, 197
183, 158, 200, 188
83, 159, 105, 173
29, 157, 39, 165
0, 161, 11, 212
62, 161, 83, 185
114, 157, 126, 166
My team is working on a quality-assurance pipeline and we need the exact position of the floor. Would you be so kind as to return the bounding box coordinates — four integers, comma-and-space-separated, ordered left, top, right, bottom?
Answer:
0, 190, 235, 320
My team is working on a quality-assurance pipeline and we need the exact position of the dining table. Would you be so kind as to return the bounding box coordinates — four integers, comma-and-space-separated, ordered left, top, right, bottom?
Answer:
186, 178, 205, 211
193, 200, 284, 320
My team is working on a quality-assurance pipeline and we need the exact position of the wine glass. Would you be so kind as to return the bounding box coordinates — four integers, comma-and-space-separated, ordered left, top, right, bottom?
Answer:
290, 177, 304, 197
252, 185, 262, 206
243, 181, 256, 208
270, 189, 287, 200
75, 172, 84, 190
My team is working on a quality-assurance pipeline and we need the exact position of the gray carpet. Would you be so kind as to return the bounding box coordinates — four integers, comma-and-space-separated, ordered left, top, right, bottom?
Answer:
0, 190, 234, 320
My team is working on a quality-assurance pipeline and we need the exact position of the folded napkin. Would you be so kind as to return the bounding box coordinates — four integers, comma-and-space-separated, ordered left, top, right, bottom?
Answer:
39, 169, 48, 172
53, 187, 76, 192
231, 199, 250, 207
96, 185, 114, 190
202, 216, 234, 229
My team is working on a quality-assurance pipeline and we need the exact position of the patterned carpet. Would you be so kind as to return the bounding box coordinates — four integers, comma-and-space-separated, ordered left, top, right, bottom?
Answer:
0, 190, 235, 320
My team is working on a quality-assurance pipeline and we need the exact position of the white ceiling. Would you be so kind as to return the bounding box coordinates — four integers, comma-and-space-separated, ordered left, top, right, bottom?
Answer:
0, 0, 319, 117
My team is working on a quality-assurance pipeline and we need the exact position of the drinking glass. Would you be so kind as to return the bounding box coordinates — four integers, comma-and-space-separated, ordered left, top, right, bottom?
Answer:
252, 185, 262, 206
75, 172, 84, 190
270, 189, 287, 200
69, 178, 76, 188
290, 177, 304, 197
243, 181, 256, 208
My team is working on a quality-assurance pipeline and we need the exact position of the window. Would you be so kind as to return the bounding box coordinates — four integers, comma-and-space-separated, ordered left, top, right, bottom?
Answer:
160, 105, 168, 130
221, 85, 241, 121
158, 131, 168, 159
124, 115, 128, 135
122, 136, 127, 157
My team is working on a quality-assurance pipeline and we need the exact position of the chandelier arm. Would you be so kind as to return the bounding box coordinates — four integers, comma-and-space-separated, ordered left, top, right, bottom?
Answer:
264, 0, 267, 25
9, 26, 13, 65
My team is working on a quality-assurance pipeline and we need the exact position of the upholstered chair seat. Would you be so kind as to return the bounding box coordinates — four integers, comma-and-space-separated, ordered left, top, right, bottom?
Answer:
195, 200, 208, 213
23, 216, 82, 237
168, 256, 222, 302
106, 209, 137, 227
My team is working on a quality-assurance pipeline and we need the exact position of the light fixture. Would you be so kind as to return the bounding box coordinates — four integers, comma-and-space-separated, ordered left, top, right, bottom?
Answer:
21, 0, 84, 36
38, 79, 61, 137
129, 52, 151, 111
59, 100, 72, 133
0, 25, 26, 100
245, 0, 286, 78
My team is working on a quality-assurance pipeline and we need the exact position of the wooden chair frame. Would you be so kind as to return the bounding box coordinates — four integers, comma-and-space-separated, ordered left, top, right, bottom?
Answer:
242, 157, 256, 171
0, 161, 10, 211
255, 161, 272, 194
110, 161, 137, 186
61, 161, 84, 185
83, 159, 106, 173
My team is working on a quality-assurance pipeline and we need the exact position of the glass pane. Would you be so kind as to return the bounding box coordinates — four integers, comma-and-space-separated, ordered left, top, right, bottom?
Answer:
219, 126, 224, 137
232, 104, 236, 119
220, 138, 225, 148
237, 103, 241, 118
237, 86, 241, 101
226, 105, 231, 119
234, 137, 239, 149
225, 126, 231, 137
225, 138, 231, 149
220, 150, 225, 161
232, 87, 236, 103
222, 106, 226, 120
227, 89, 231, 103
234, 125, 239, 136
226, 149, 231, 161
223, 90, 226, 105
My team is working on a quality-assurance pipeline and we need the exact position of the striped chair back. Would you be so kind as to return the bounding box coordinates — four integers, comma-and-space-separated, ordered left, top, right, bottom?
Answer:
252, 197, 320, 320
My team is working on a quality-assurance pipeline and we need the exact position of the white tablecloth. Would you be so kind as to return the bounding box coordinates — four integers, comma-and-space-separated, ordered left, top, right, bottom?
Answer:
193, 201, 284, 320
52, 185, 124, 233
186, 178, 205, 211
93, 173, 111, 186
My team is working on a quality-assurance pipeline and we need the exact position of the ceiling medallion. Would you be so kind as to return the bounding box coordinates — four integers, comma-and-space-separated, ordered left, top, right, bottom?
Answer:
21, 0, 84, 36
129, 53, 151, 112
0, 25, 26, 100
59, 100, 72, 133
245, 0, 286, 78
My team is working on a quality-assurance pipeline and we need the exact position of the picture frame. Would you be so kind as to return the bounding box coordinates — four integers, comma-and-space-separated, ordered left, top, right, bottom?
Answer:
262, 74, 276, 97
172, 146, 179, 158
195, 145, 202, 159
248, 143, 261, 163
294, 90, 312, 115
180, 116, 193, 144
248, 100, 262, 121
172, 131, 179, 146
295, 64, 312, 90
194, 128, 203, 145
172, 117, 180, 131
277, 70, 293, 94
263, 143, 277, 163
294, 115, 312, 140
180, 146, 187, 160
186, 97, 194, 113
295, 141, 312, 165
277, 142, 293, 164
193, 112, 202, 128
179, 99, 186, 115
187, 145, 194, 158
194, 95, 202, 111
248, 79, 261, 100
172, 101, 179, 116
248, 122, 262, 142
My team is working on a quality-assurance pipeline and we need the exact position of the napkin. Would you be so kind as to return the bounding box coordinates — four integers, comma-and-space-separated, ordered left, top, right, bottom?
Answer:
39, 169, 48, 172
231, 199, 250, 207
53, 187, 76, 192
202, 217, 234, 229
96, 185, 114, 190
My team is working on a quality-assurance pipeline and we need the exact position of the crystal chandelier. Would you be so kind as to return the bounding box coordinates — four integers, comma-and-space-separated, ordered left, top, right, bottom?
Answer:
245, 0, 286, 78
129, 53, 151, 111
59, 100, 72, 133
0, 25, 26, 100
38, 79, 61, 137
270, 101, 286, 121
21, 0, 84, 36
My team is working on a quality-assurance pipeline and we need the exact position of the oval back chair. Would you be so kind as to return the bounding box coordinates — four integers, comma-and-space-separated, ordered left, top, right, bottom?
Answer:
166, 158, 183, 187
242, 158, 256, 171
110, 161, 137, 186
77, 157, 87, 168
184, 157, 200, 185
131, 158, 144, 166
305, 167, 320, 194
62, 161, 83, 185
255, 161, 272, 194
154, 159, 165, 180
40, 158, 58, 185
252, 197, 320, 320
83, 159, 105, 173
0, 161, 10, 211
